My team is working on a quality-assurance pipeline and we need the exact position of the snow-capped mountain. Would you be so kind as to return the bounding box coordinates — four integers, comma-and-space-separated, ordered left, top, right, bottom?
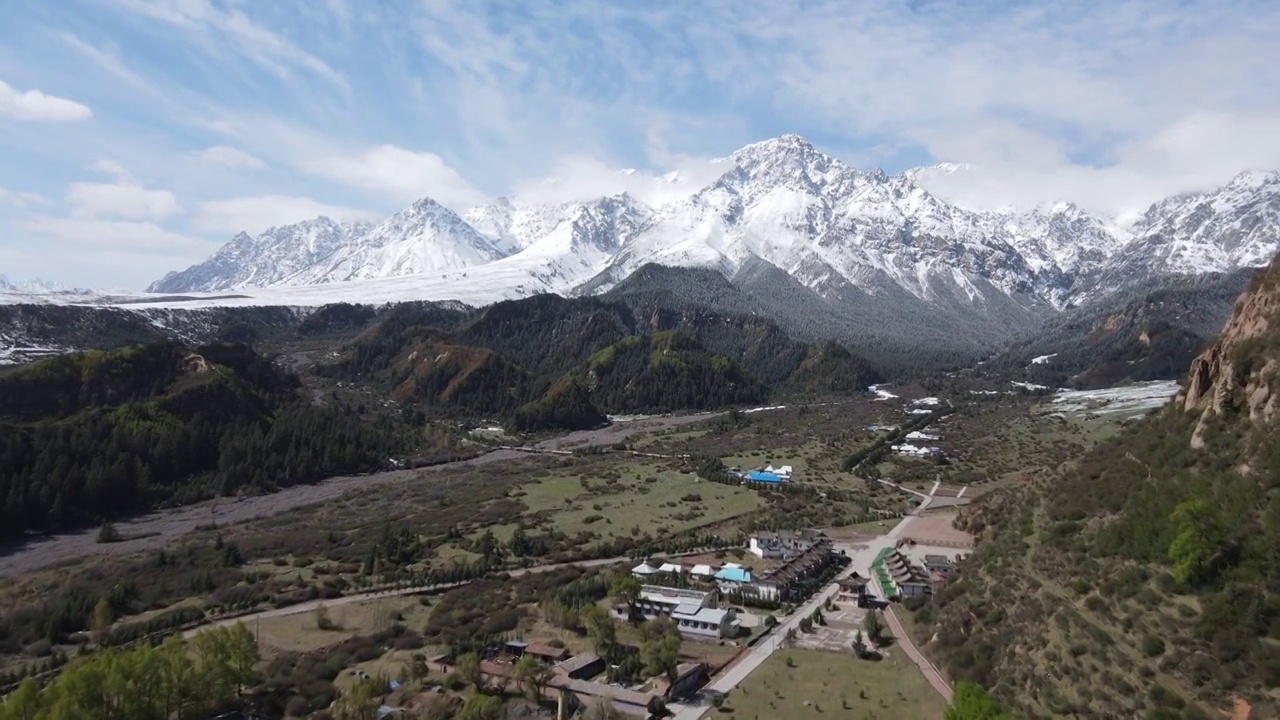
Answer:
140, 135, 1280, 317
291, 198, 506, 285
148, 216, 372, 293
1104, 170, 1280, 281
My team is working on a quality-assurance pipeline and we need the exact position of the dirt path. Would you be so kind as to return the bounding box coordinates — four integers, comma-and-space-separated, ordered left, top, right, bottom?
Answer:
884, 605, 953, 702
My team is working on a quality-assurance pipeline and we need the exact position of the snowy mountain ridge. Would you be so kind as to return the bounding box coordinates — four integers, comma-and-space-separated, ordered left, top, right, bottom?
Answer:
94, 137, 1280, 312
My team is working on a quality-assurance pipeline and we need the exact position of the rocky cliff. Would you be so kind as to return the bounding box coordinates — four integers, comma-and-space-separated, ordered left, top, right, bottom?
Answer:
1180, 254, 1280, 447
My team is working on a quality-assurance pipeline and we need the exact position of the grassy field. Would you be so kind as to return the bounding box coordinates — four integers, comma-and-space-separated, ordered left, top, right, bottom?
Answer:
709, 647, 948, 720
511, 463, 762, 541
254, 596, 434, 654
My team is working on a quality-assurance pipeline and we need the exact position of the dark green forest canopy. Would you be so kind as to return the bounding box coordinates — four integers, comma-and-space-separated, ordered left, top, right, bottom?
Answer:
0, 341, 398, 540
319, 293, 881, 428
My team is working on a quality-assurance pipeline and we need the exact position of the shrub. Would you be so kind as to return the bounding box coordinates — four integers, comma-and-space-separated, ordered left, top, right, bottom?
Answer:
1141, 634, 1166, 658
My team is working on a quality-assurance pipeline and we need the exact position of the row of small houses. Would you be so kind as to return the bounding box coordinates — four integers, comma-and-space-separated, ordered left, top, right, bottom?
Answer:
629, 527, 839, 627
875, 546, 957, 599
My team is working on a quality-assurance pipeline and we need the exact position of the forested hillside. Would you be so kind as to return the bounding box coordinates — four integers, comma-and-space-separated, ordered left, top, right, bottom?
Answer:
321, 290, 880, 428
605, 262, 1023, 376
0, 341, 399, 539
923, 256, 1280, 718
579, 331, 767, 413
984, 269, 1255, 388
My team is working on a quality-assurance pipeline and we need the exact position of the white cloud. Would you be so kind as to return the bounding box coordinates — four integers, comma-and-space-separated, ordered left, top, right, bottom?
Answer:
301, 145, 485, 209
8, 218, 220, 290
682, 0, 1280, 216
915, 110, 1280, 218
196, 145, 266, 169
513, 153, 728, 207
192, 195, 381, 234
20, 216, 210, 252
110, 0, 346, 89
0, 188, 47, 208
0, 79, 92, 121
89, 160, 129, 178
67, 181, 183, 220
197, 119, 236, 134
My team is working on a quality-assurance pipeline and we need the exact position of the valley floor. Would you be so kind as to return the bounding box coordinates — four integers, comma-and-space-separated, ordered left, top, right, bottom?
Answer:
0, 380, 1145, 717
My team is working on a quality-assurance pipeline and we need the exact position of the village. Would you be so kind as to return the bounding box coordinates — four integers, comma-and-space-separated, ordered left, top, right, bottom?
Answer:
348, 506, 974, 720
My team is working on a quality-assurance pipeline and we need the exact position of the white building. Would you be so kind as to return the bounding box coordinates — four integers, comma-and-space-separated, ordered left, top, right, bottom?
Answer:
748, 529, 826, 559
891, 443, 943, 457
762, 464, 793, 480
613, 586, 737, 638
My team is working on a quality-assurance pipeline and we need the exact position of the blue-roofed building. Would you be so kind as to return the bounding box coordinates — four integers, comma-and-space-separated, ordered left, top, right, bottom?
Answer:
745, 470, 784, 483
713, 566, 753, 583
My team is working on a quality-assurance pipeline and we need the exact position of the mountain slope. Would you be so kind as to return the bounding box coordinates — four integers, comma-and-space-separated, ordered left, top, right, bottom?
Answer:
1104, 170, 1280, 285
0, 341, 398, 539
132, 135, 1280, 363
986, 269, 1258, 388
149, 217, 372, 293
924, 253, 1280, 718
577, 331, 767, 414
294, 199, 507, 284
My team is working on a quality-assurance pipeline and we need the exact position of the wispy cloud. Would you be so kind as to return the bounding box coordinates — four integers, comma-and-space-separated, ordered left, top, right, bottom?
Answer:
196, 145, 266, 169
67, 180, 183, 220
300, 145, 485, 209
0, 188, 47, 208
21, 216, 207, 252
108, 0, 347, 89
192, 195, 380, 235
0, 79, 92, 121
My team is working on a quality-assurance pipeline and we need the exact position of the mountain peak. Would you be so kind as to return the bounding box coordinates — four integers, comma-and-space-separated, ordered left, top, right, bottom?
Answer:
732, 133, 820, 160
1227, 169, 1280, 191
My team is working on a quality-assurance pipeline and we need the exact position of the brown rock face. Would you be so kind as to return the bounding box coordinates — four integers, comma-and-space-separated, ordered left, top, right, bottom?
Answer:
1177, 254, 1280, 447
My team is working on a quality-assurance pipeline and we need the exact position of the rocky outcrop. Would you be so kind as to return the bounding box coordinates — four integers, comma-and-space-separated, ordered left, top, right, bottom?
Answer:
1178, 254, 1280, 447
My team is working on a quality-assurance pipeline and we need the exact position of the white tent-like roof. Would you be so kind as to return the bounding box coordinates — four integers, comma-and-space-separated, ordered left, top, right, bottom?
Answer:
690, 564, 714, 576
631, 562, 660, 575
658, 562, 685, 573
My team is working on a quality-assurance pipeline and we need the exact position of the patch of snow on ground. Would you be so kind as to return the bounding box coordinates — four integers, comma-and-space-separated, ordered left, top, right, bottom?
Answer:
1011, 381, 1050, 391
969, 390, 998, 395
907, 408, 932, 415
869, 384, 899, 400
911, 397, 940, 406
1050, 380, 1180, 417
742, 405, 787, 414
1030, 353, 1057, 365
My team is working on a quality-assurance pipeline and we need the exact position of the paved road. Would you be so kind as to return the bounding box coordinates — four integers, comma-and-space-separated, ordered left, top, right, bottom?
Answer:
669, 514, 919, 720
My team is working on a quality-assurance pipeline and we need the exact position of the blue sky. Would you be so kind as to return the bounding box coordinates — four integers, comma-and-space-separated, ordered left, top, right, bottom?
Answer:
1, 0, 1278, 289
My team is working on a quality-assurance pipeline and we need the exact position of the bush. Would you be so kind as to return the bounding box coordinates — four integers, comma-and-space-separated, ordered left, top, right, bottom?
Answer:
1141, 634, 1166, 658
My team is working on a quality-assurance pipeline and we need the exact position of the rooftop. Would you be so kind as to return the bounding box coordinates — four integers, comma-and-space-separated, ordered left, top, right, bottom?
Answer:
549, 677, 654, 709
554, 652, 602, 676
523, 643, 570, 661
714, 567, 752, 583
672, 607, 733, 625
640, 585, 711, 602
